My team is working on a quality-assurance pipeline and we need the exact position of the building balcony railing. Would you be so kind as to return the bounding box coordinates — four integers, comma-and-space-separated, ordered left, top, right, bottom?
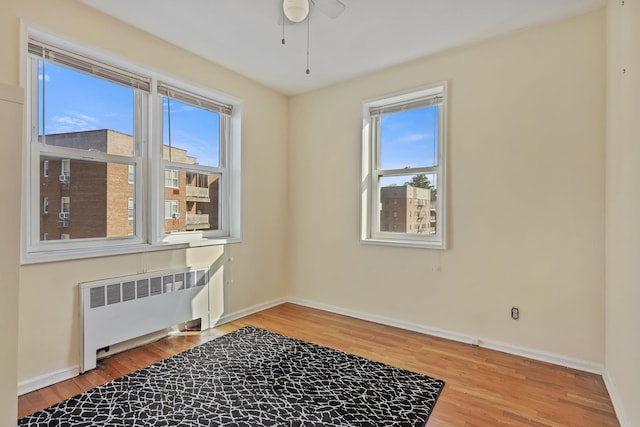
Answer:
186, 186, 209, 198
186, 213, 209, 226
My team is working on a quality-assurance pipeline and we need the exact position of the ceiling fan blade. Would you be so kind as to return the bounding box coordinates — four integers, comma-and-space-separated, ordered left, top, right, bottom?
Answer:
310, 0, 346, 19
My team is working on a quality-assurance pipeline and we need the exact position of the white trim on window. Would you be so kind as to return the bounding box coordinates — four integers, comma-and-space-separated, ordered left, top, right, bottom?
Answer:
21, 30, 243, 264
360, 82, 447, 249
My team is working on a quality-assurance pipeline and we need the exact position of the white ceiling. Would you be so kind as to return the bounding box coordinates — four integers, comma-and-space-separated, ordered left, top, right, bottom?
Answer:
78, 0, 606, 96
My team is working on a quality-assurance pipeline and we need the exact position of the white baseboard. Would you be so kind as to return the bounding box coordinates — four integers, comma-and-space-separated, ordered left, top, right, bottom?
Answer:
18, 366, 78, 396
16, 296, 607, 403
213, 297, 289, 327
287, 297, 605, 374
603, 368, 629, 427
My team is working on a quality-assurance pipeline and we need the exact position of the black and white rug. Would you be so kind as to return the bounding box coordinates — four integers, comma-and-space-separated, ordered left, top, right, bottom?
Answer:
19, 326, 444, 426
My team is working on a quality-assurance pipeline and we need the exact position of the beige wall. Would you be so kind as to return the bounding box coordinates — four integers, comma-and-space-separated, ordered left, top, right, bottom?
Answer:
0, 0, 289, 389
1, 0, 628, 423
606, 1, 640, 425
289, 10, 606, 364
0, 83, 23, 426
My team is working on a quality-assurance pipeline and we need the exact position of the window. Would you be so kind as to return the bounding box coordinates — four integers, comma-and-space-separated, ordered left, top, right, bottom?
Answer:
361, 83, 447, 248
164, 168, 179, 188
128, 165, 135, 184
23, 34, 241, 263
60, 159, 70, 180
127, 198, 134, 221
60, 197, 70, 216
159, 83, 230, 238
165, 200, 179, 219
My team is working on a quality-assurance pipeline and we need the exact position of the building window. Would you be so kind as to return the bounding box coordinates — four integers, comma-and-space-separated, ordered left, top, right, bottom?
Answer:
164, 168, 179, 188
23, 34, 241, 263
165, 200, 179, 219
127, 197, 134, 221
128, 165, 135, 185
60, 197, 70, 215
42, 196, 48, 214
60, 159, 70, 181
361, 83, 447, 248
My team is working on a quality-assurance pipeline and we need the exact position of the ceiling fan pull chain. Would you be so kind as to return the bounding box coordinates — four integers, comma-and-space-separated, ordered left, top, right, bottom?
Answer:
281, 8, 286, 44
306, 10, 310, 75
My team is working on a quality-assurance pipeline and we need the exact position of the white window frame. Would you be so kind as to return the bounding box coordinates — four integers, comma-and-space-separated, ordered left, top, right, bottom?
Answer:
164, 168, 179, 189
164, 200, 179, 219
128, 197, 135, 221
60, 196, 70, 215
360, 83, 447, 249
154, 82, 234, 244
43, 159, 48, 177
60, 159, 70, 178
22, 30, 242, 263
42, 196, 48, 214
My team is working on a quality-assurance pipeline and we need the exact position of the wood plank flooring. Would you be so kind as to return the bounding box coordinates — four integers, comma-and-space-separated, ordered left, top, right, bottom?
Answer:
18, 303, 620, 426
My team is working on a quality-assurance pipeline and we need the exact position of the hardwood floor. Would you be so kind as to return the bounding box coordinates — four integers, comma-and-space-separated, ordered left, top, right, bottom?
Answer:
18, 303, 619, 426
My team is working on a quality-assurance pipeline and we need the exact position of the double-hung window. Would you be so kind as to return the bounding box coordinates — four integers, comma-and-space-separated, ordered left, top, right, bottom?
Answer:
27, 38, 146, 253
23, 34, 241, 262
158, 83, 231, 239
361, 83, 447, 248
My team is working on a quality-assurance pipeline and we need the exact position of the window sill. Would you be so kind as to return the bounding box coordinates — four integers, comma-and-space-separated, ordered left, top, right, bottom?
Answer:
360, 237, 446, 250
21, 237, 242, 265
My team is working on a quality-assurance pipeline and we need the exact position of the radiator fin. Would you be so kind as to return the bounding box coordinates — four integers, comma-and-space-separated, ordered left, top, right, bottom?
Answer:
136, 279, 149, 298
122, 281, 136, 302
150, 277, 162, 296
90, 287, 105, 308
163, 275, 174, 293
175, 273, 185, 291
107, 284, 121, 305
186, 271, 195, 288
196, 270, 206, 287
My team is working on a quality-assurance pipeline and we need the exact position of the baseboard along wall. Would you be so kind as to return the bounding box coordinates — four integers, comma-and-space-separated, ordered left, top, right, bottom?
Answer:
19, 295, 617, 421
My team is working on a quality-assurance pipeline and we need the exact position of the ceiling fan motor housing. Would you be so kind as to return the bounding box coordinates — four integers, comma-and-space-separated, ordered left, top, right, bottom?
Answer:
283, 0, 309, 22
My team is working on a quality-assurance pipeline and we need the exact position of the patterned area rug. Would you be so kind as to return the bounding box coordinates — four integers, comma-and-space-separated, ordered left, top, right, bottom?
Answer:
19, 326, 444, 426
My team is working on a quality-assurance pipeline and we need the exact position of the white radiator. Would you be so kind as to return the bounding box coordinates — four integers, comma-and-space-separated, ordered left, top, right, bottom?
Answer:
79, 267, 210, 373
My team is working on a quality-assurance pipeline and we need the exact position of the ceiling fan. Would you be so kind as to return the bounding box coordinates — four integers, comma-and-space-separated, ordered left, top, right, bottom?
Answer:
281, 0, 346, 24
279, 0, 345, 75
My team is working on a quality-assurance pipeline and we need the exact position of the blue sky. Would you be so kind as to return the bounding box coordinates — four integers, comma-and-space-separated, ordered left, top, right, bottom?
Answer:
39, 60, 436, 175
379, 105, 439, 188
39, 61, 220, 167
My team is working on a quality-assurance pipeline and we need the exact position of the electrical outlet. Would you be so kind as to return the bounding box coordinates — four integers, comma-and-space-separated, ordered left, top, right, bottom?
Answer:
511, 307, 520, 320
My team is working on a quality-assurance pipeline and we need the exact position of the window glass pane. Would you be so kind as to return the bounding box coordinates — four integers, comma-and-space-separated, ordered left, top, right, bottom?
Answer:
162, 97, 220, 167
164, 170, 220, 233
380, 105, 438, 170
379, 174, 437, 235
38, 60, 134, 155
164, 168, 179, 188
39, 156, 135, 241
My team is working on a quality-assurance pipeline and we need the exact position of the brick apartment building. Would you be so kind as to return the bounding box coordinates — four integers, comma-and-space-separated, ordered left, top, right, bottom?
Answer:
380, 184, 437, 235
40, 129, 218, 241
